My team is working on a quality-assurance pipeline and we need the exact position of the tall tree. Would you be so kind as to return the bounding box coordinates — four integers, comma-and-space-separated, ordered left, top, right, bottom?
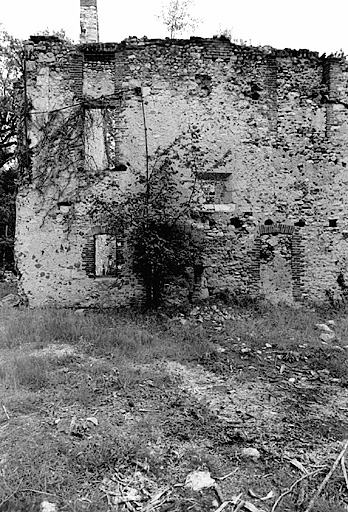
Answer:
0, 27, 22, 170
0, 26, 22, 270
158, 0, 200, 38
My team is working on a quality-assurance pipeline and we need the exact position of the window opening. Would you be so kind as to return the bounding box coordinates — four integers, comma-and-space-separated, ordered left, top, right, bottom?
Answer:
200, 176, 232, 204
95, 234, 123, 277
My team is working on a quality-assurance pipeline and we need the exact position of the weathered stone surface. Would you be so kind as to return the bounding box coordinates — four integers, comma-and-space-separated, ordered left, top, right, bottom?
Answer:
16, 33, 348, 307
40, 501, 57, 512
185, 470, 216, 491
320, 332, 336, 342
241, 447, 261, 460
315, 323, 334, 333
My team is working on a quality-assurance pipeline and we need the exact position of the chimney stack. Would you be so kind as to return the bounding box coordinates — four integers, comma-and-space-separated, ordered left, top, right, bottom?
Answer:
80, 0, 99, 43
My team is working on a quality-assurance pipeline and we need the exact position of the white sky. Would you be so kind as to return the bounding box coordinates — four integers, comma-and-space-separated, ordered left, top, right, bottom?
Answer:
1, 0, 348, 55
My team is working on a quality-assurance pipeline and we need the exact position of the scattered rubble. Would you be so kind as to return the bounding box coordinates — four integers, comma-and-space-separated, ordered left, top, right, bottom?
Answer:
241, 448, 261, 461
320, 332, 336, 342
315, 323, 334, 333
100, 471, 171, 511
40, 502, 57, 512
185, 470, 216, 491
316, 322, 336, 343
55, 415, 99, 436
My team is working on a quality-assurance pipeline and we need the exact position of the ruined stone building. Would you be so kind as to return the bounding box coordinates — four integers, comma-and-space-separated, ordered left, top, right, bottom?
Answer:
16, 0, 348, 307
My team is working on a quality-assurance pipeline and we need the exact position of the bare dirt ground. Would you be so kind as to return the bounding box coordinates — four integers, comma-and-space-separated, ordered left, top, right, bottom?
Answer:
0, 304, 348, 512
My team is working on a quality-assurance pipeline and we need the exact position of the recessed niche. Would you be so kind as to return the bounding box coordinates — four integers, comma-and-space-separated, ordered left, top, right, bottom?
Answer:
230, 217, 243, 228
329, 219, 338, 228
294, 219, 306, 227
58, 201, 73, 213
264, 219, 273, 225
112, 163, 127, 172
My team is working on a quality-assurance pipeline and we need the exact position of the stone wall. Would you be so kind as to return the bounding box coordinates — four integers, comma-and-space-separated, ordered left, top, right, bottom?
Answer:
16, 35, 348, 306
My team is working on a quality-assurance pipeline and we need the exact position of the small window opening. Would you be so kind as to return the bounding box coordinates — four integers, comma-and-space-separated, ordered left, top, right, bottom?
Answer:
329, 219, 337, 228
264, 219, 273, 225
95, 234, 123, 277
201, 181, 217, 204
199, 174, 231, 204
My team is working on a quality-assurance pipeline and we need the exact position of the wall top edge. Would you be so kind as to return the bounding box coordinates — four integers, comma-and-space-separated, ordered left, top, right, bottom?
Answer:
24, 35, 340, 61
23, 36, 348, 65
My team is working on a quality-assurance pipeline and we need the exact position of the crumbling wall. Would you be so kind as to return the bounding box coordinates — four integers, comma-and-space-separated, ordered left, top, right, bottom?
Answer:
80, 0, 99, 44
17, 35, 348, 306
17, 37, 143, 307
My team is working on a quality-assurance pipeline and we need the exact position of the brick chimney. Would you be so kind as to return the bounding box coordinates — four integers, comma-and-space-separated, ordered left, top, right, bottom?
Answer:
80, 0, 99, 43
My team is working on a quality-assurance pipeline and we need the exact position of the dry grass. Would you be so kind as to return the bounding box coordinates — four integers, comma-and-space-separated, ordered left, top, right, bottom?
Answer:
0, 307, 212, 365
0, 301, 347, 511
0, 354, 49, 391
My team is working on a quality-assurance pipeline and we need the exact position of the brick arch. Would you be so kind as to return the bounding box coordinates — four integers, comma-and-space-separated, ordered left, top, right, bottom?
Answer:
249, 225, 305, 302
259, 223, 295, 235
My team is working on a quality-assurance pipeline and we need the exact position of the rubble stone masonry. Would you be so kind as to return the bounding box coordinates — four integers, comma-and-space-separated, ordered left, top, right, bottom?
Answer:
16, 35, 348, 306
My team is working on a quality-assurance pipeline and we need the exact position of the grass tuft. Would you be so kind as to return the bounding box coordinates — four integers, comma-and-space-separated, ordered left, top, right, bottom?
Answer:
0, 354, 49, 391
0, 308, 212, 364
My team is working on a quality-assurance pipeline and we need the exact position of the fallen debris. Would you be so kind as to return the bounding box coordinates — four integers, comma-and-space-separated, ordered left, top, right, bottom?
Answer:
304, 439, 348, 512
288, 458, 308, 474
2, 405, 10, 420
271, 469, 322, 512
241, 448, 261, 460
249, 489, 275, 501
229, 495, 267, 512
320, 332, 335, 342
315, 323, 333, 333
40, 502, 58, 512
100, 472, 172, 512
185, 470, 216, 491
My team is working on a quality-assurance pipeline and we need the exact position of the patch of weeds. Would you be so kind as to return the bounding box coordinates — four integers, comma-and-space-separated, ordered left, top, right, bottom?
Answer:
1, 308, 212, 366
0, 497, 41, 512
114, 365, 143, 391
84, 314, 212, 364
0, 355, 49, 391
0, 434, 77, 505
312, 499, 348, 512
70, 381, 96, 407
180, 447, 226, 476
2, 394, 41, 416
69, 432, 146, 477
2, 310, 105, 348
150, 322, 212, 363
300, 347, 348, 381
